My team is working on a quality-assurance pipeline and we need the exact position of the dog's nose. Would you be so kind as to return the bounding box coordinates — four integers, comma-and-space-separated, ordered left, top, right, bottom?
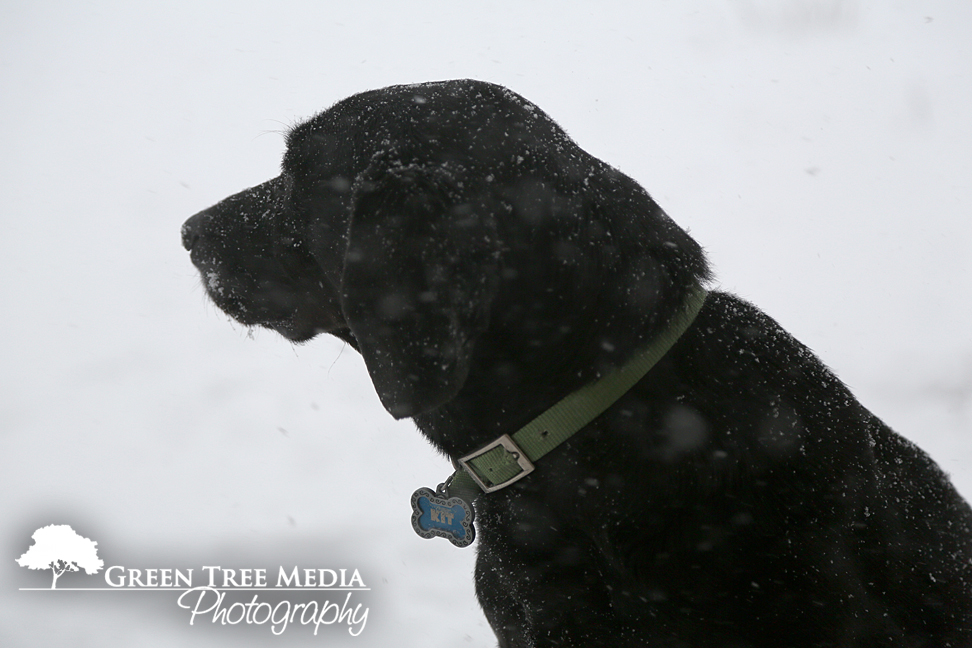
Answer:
181, 210, 209, 251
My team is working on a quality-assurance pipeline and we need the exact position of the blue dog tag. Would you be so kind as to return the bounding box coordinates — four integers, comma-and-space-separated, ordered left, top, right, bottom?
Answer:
410, 487, 475, 548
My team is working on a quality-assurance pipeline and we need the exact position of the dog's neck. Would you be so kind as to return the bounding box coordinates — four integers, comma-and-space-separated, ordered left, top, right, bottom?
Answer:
413, 276, 707, 461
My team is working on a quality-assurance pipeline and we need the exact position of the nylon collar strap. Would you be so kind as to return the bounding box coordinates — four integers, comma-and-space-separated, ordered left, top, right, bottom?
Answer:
444, 283, 708, 503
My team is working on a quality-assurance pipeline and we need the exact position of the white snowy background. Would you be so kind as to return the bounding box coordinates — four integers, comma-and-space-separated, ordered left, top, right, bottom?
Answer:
2, 1, 970, 645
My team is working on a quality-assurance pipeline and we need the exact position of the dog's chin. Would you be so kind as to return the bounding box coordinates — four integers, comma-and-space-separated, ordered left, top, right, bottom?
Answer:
264, 318, 325, 343
269, 319, 358, 349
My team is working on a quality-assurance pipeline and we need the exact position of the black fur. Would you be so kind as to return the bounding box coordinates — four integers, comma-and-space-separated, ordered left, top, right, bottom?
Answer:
182, 79, 972, 646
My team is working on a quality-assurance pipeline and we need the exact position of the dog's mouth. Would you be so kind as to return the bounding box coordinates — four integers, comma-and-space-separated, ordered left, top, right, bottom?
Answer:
191, 256, 351, 345
185, 247, 346, 350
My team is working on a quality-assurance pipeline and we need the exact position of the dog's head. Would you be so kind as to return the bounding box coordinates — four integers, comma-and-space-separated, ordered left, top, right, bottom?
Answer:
183, 79, 708, 421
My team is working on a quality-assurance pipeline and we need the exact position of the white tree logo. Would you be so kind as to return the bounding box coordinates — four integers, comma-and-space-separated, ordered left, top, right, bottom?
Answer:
16, 524, 104, 589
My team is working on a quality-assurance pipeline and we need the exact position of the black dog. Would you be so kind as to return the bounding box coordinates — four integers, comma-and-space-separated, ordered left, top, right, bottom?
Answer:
182, 79, 972, 646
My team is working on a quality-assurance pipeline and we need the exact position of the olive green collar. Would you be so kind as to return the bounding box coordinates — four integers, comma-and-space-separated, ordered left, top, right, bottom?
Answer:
444, 284, 708, 503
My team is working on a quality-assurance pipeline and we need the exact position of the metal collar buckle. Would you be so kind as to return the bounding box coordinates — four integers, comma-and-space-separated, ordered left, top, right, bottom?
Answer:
458, 434, 535, 493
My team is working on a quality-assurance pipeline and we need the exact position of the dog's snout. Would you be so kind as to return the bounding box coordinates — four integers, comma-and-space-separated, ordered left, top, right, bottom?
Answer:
181, 210, 209, 251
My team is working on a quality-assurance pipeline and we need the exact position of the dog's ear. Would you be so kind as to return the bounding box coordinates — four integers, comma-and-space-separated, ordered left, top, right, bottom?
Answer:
342, 159, 500, 419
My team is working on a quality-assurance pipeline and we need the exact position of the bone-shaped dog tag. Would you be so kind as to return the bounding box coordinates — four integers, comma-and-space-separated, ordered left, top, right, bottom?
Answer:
410, 487, 475, 548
